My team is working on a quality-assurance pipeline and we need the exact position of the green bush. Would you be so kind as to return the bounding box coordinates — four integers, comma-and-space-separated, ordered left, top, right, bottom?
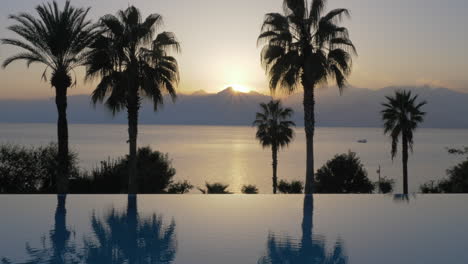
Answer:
0, 144, 78, 193
315, 151, 374, 193
278, 180, 303, 194
241, 184, 259, 194
71, 146, 176, 193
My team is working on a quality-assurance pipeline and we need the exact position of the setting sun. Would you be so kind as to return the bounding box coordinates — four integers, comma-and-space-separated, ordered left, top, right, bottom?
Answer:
227, 84, 250, 93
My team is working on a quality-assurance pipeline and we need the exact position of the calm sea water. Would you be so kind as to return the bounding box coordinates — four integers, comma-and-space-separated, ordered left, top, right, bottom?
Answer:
0, 194, 467, 263
0, 123, 467, 193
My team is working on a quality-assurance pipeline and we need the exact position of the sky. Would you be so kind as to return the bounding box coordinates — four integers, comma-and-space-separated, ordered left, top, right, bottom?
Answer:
0, 0, 467, 99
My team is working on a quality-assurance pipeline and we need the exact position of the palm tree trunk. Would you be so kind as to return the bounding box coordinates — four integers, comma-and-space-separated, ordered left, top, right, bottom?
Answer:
55, 84, 69, 194
272, 145, 278, 194
127, 93, 139, 194
303, 79, 315, 194
402, 135, 409, 194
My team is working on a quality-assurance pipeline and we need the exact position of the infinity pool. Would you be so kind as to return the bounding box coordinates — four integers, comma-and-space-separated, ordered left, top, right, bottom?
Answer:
0, 195, 467, 263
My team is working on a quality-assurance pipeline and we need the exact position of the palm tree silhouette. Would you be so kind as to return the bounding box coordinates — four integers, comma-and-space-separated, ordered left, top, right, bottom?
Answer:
1, 1, 98, 193
258, 195, 348, 263
83, 195, 177, 263
381, 90, 427, 194
258, 0, 356, 194
253, 100, 295, 194
85, 6, 180, 194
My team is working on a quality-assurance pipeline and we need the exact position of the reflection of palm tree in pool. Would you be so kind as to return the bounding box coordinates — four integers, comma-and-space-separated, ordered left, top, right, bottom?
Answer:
1, 195, 80, 264
84, 195, 177, 263
258, 195, 348, 263
2, 195, 176, 264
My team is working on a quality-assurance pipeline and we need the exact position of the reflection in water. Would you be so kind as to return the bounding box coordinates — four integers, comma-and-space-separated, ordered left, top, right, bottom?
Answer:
2, 195, 176, 264
258, 195, 348, 264
393, 194, 417, 203
84, 195, 177, 263
1, 195, 80, 264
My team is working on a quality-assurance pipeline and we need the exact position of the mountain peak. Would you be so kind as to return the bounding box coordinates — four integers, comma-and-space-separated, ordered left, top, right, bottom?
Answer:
192, 90, 208, 96
218, 87, 239, 95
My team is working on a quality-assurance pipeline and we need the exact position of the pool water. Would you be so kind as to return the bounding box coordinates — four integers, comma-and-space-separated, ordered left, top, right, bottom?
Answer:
0, 195, 467, 263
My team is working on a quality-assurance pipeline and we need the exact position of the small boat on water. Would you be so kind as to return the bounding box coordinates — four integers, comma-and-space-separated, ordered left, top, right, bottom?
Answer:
357, 139, 368, 143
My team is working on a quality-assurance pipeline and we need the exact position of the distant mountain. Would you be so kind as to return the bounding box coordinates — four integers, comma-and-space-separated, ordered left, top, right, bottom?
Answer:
0, 86, 467, 128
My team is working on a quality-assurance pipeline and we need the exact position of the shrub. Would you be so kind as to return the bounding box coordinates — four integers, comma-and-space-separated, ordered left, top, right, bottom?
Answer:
241, 184, 259, 194
419, 180, 442, 193
198, 182, 232, 194
0, 144, 78, 193
167, 180, 194, 194
375, 177, 395, 194
278, 180, 303, 194
70, 146, 176, 194
315, 151, 374, 193
420, 158, 468, 193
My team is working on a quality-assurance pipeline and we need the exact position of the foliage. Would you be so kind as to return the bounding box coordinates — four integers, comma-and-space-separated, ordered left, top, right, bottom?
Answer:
1, 1, 98, 77
253, 100, 295, 149
315, 151, 374, 193
197, 182, 232, 194
375, 177, 395, 194
278, 180, 304, 194
241, 184, 259, 194
167, 180, 194, 194
420, 158, 468, 193
0, 144, 78, 193
419, 181, 443, 193
447, 147, 468, 156
70, 146, 176, 193
85, 6, 179, 113
258, 0, 356, 94
381, 90, 427, 159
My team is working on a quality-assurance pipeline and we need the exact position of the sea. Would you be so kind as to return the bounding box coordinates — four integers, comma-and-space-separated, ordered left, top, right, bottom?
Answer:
1, 123, 467, 193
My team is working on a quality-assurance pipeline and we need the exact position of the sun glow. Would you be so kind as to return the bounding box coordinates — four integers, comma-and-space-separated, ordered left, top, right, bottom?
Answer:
227, 84, 250, 93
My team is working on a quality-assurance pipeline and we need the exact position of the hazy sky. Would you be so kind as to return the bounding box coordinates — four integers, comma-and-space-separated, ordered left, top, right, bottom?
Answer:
0, 0, 467, 99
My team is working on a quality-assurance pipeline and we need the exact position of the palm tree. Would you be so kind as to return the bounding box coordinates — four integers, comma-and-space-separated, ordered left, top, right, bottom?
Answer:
1, 1, 98, 193
85, 6, 180, 194
254, 100, 295, 194
258, 0, 356, 194
381, 90, 427, 194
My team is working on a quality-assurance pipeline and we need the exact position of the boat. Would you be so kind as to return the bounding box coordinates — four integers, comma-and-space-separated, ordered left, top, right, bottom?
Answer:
357, 139, 368, 143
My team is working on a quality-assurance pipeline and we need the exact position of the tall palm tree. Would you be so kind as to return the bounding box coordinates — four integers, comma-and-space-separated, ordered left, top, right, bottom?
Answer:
258, 0, 356, 194
1, 1, 98, 194
381, 90, 427, 194
85, 6, 180, 194
253, 100, 295, 194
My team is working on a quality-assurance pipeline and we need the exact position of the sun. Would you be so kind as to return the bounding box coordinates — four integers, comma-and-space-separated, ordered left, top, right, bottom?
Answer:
227, 84, 250, 93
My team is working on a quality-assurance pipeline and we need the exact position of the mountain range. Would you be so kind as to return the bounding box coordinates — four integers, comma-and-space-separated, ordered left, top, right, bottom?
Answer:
0, 86, 467, 128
